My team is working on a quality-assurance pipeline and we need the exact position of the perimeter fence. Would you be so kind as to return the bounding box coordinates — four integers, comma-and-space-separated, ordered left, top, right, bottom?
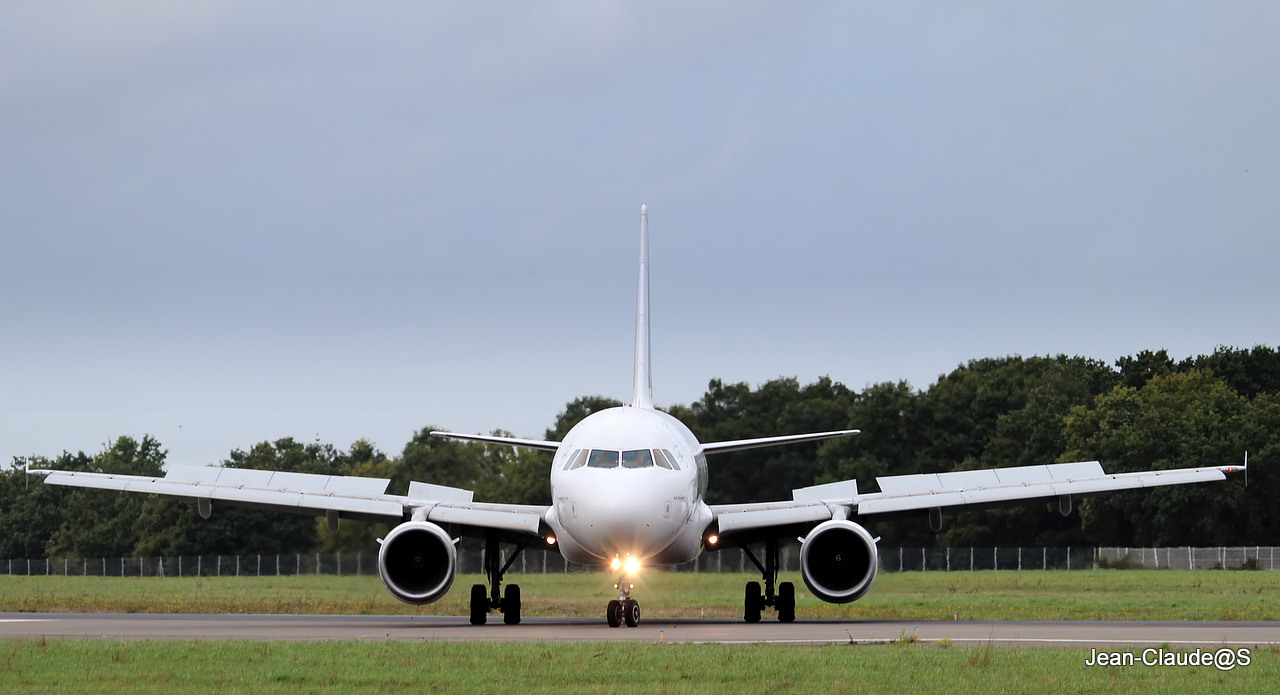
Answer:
1, 546, 1276, 578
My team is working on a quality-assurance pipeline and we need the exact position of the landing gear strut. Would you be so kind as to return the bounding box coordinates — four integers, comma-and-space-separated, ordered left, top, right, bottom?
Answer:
469, 532, 529, 625
606, 564, 641, 628
739, 538, 795, 623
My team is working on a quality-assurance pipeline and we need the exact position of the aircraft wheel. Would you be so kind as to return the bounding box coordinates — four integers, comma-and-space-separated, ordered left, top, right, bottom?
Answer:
623, 599, 640, 627
744, 581, 762, 623
503, 584, 521, 625
607, 599, 623, 628
777, 581, 796, 623
469, 584, 488, 626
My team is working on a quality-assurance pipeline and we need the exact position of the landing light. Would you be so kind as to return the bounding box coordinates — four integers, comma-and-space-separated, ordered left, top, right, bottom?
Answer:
707, 534, 719, 546
546, 536, 557, 546
624, 556, 640, 574
610, 557, 621, 571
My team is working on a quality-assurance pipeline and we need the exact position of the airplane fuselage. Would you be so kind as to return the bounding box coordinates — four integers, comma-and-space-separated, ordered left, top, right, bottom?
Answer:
546, 406, 713, 566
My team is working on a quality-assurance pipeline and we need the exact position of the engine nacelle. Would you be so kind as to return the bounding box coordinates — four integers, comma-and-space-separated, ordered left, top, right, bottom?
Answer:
799, 519, 879, 604
377, 521, 457, 605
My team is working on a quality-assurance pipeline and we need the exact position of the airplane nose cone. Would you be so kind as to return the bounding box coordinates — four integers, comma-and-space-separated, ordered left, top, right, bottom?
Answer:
579, 492, 678, 559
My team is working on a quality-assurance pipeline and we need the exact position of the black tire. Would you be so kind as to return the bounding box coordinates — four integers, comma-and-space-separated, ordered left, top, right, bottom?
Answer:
606, 599, 623, 628
623, 599, 640, 627
744, 581, 762, 623
777, 581, 796, 623
503, 584, 521, 625
469, 584, 488, 626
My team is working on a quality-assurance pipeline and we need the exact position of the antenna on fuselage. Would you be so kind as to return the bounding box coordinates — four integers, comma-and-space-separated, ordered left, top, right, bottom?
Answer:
631, 204, 654, 410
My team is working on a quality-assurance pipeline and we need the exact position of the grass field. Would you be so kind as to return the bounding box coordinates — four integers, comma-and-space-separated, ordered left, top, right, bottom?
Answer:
1, 569, 1276, 621
3, 571, 1277, 693
1, 638, 1276, 694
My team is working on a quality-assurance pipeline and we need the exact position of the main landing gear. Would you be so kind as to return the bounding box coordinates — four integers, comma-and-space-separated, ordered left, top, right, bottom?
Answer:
469, 532, 529, 626
740, 538, 795, 623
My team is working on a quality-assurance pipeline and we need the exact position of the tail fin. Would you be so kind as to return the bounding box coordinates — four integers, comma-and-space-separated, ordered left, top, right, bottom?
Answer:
632, 204, 654, 409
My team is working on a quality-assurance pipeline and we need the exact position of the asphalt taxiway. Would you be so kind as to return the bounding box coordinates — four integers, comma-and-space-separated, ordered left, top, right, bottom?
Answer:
1, 614, 1277, 647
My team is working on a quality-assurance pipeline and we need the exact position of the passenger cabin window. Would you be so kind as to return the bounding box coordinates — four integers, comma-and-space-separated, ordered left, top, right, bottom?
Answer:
659, 449, 681, 470
621, 449, 655, 468
587, 449, 620, 468
563, 449, 588, 471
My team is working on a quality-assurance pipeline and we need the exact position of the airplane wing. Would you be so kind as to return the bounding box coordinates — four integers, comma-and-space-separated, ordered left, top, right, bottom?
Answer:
709, 460, 1243, 538
30, 465, 551, 538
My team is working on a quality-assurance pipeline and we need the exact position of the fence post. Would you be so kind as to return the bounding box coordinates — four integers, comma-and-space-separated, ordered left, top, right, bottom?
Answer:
969, 547, 974, 571
1067, 547, 1071, 570
921, 547, 926, 571
993, 547, 998, 571
1042, 547, 1046, 571
946, 547, 950, 572
1017, 547, 1022, 571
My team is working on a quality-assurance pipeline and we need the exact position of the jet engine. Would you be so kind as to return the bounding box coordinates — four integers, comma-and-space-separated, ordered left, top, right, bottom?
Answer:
799, 519, 879, 604
377, 521, 457, 605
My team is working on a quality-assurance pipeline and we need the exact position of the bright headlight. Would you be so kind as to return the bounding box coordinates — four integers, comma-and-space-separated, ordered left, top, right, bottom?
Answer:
624, 556, 640, 574
610, 557, 621, 571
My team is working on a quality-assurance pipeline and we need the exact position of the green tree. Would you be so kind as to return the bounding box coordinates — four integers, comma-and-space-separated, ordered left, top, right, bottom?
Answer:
44, 436, 167, 558
1115, 349, 1175, 389
1064, 371, 1249, 546
0, 456, 78, 558
1178, 345, 1280, 399
545, 396, 624, 440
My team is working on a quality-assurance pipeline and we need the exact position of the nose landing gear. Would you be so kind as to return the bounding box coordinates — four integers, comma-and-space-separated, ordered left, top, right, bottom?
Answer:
606, 577, 641, 627
606, 556, 641, 628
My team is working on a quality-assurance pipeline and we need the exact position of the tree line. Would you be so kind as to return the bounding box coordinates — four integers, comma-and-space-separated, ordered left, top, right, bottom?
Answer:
3, 345, 1276, 560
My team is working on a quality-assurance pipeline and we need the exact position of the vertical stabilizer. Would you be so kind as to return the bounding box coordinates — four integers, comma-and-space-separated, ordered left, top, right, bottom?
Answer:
632, 204, 654, 409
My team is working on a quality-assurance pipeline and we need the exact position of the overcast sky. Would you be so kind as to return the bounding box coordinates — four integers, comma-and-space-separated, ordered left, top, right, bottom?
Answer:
3, 2, 1277, 466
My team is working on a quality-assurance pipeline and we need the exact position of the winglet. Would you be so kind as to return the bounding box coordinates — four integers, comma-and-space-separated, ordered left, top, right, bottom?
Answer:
1216, 451, 1248, 487
631, 204, 654, 410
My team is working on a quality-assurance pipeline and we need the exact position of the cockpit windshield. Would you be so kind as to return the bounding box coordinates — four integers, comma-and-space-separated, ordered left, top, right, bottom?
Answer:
587, 449, 620, 468
621, 449, 655, 468
574, 448, 677, 471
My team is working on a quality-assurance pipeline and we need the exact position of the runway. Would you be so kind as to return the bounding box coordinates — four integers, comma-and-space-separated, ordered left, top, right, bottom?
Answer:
2, 613, 1278, 647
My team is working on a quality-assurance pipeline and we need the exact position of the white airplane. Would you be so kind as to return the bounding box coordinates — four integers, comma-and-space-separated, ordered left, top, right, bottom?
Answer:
33, 205, 1244, 628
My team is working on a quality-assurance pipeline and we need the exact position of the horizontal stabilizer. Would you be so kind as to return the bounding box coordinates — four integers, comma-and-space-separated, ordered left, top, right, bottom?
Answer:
429, 431, 561, 452
701, 429, 859, 455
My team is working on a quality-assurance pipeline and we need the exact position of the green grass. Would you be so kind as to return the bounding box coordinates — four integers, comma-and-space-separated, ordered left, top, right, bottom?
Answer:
1, 570, 1277, 621
1, 639, 1277, 694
